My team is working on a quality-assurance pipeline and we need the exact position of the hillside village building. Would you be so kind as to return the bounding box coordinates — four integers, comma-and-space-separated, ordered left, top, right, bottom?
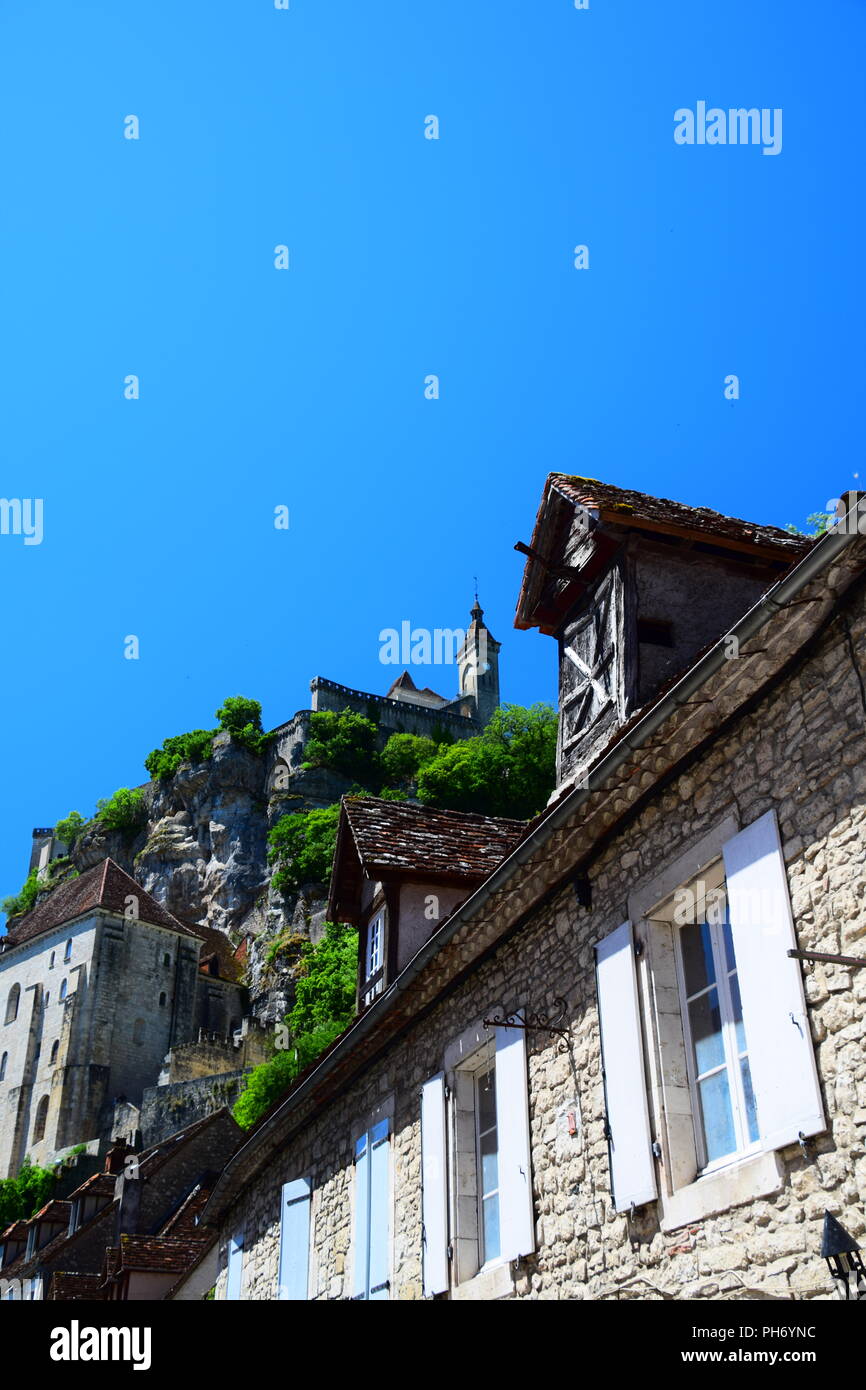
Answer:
199, 477, 866, 1302
0, 860, 248, 1179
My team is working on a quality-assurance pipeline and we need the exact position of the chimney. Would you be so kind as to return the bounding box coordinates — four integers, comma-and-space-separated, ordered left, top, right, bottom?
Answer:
105, 1137, 131, 1175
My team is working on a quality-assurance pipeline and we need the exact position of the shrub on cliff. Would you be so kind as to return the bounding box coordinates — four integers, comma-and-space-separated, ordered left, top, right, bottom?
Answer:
379, 732, 437, 787
1, 868, 43, 921
268, 803, 342, 895
216, 695, 272, 753
54, 810, 86, 848
144, 729, 215, 781
416, 703, 557, 820
95, 787, 148, 835
301, 708, 381, 787
233, 923, 358, 1130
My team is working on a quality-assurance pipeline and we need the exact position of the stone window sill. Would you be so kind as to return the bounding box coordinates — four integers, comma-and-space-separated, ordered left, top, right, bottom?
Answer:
451, 1260, 514, 1301
660, 1149, 786, 1232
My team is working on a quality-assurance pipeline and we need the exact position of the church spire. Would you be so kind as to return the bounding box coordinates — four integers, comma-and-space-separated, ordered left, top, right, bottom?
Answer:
456, 592, 501, 727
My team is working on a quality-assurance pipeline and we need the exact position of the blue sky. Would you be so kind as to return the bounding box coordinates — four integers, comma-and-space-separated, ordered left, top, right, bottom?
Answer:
1, 0, 863, 920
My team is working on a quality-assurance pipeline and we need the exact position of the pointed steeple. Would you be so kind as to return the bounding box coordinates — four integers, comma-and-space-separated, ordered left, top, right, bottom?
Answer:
456, 594, 501, 727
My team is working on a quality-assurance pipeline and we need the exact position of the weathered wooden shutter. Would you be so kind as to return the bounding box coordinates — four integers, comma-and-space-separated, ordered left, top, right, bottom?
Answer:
352, 1131, 370, 1299
421, 1072, 449, 1296
723, 810, 826, 1151
494, 1023, 535, 1262
368, 1119, 391, 1299
278, 1177, 311, 1300
595, 921, 657, 1212
226, 1231, 244, 1300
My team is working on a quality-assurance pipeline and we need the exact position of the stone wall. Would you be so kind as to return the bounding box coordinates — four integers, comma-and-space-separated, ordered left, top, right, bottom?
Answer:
213, 589, 866, 1301
140, 1073, 250, 1149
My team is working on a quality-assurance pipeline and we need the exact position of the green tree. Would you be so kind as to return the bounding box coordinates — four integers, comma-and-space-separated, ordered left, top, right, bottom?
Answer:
268, 803, 342, 896
0, 1158, 55, 1225
215, 695, 271, 753
380, 733, 437, 787
233, 924, 357, 1130
301, 708, 380, 787
54, 811, 86, 849
1, 868, 43, 921
416, 703, 557, 820
95, 787, 147, 835
144, 729, 215, 781
288, 922, 358, 1036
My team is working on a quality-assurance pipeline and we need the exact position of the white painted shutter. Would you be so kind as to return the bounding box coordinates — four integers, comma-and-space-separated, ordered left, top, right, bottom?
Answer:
494, 1022, 535, 1262
595, 921, 657, 1212
421, 1072, 449, 1296
352, 1131, 370, 1299
368, 1119, 391, 1300
226, 1231, 244, 1300
723, 810, 826, 1151
278, 1177, 311, 1300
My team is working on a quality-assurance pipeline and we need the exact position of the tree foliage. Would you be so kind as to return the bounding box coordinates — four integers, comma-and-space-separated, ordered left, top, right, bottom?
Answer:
1, 868, 43, 921
95, 787, 148, 835
0, 1158, 56, 1227
380, 733, 437, 787
416, 703, 558, 819
54, 811, 86, 849
216, 695, 271, 753
144, 730, 214, 781
268, 803, 342, 896
302, 709, 381, 787
233, 923, 358, 1130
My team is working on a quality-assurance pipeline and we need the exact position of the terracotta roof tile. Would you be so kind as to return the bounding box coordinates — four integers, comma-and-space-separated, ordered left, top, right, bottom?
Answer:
2, 859, 197, 949
549, 474, 808, 552
341, 797, 524, 879
113, 1233, 212, 1274
48, 1272, 106, 1301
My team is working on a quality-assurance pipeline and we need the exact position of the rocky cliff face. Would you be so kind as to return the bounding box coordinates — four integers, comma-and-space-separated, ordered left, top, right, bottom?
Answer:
68, 723, 350, 1023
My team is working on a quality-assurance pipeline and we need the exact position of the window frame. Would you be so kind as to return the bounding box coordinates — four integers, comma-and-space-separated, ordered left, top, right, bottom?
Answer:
672, 890, 760, 1175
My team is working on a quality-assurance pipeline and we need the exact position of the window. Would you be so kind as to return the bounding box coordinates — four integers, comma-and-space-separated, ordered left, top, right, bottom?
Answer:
59, 979, 68, 1001
163, 953, 171, 967
49, 1040, 59, 1066
63, 940, 72, 963
159, 992, 167, 1008
675, 891, 759, 1170
49, 952, 55, 969
352, 1118, 390, 1300
33, 1095, 49, 1143
5, 985, 20, 1025
475, 1067, 501, 1264
421, 1020, 535, 1295
363, 910, 385, 1007
597, 809, 827, 1225
277, 1178, 311, 1300
226, 1231, 244, 1300
637, 617, 674, 647
0, 1053, 6, 1081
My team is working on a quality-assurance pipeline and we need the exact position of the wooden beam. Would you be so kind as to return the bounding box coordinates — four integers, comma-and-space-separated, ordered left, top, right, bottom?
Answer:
787, 948, 866, 969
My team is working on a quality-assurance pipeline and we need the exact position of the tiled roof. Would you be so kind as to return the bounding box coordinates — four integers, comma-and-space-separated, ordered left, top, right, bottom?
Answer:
185, 920, 245, 984
159, 1181, 213, 1237
549, 474, 808, 553
2, 859, 197, 949
341, 797, 525, 880
31, 1200, 71, 1224
68, 1172, 117, 1201
110, 1233, 212, 1275
0, 1220, 28, 1242
385, 671, 448, 702
48, 1272, 106, 1301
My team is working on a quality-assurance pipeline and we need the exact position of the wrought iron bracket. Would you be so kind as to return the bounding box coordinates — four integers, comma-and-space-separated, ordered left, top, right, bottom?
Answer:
483, 997, 571, 1038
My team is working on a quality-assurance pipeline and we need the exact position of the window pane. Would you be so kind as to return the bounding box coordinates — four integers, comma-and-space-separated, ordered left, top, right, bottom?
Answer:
680, 921, 716, 996
697, 1069, 737, 1162
477, 1069, 496, 1134
740, 1058, 760, 1143
480, 1131, 498, 1196
689, 986, 725, 1074
729, 972, 746, 1054
482, 1194, 500, 1263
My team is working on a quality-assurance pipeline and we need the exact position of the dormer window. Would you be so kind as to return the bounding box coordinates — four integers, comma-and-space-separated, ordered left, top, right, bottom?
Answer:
363, 911, 385, 1007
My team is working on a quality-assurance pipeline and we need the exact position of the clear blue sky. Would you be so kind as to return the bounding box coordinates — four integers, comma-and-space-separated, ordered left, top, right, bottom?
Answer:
1, 0, 863, 921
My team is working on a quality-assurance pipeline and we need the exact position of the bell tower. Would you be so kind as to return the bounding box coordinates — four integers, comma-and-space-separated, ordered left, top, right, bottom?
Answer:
456, 597, 501, 727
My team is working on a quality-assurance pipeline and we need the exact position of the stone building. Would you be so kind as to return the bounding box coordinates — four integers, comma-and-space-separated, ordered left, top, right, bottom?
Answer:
199, 478, 866, 1302
0, 859, 247, 1178
0, 1110, 241, 1300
